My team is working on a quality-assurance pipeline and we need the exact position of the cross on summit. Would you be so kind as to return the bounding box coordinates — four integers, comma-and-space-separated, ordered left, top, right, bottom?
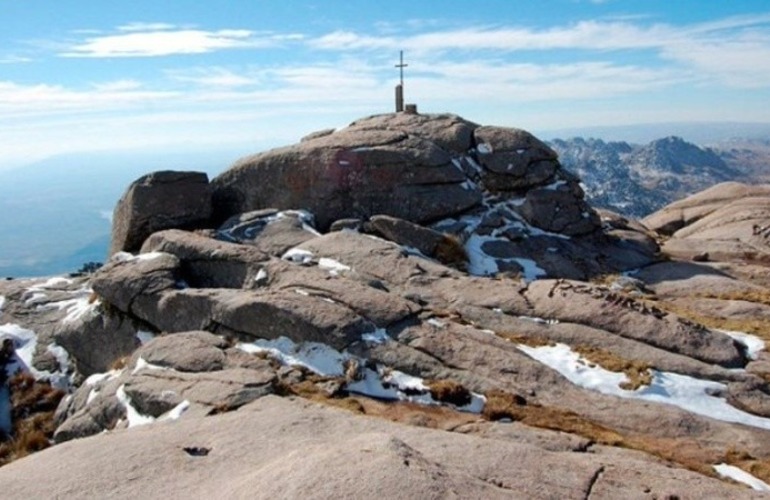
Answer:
394, 50, 407, 112
395, 50, 407, 87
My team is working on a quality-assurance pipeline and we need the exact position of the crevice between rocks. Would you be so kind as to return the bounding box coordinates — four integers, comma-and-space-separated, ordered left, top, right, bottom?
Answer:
584, 465, 605, 500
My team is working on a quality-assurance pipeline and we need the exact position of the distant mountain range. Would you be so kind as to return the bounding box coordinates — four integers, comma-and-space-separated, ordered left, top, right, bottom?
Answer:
548, 136, 770, 218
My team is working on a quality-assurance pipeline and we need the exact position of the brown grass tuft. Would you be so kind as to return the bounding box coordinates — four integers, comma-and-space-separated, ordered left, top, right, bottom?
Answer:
495, 332, 554, 348
0, 374, 65, 467
696, 289, 770, 308
434, 234, 468, 270
653, 300, 770, 343
572, 345, 653, 390
481, 389, 528, 421
723, 448, 770, 484
352, 398, 478, 430
480, 389, 724, 478
425, 379, 472, 407
110, 356, 129, 371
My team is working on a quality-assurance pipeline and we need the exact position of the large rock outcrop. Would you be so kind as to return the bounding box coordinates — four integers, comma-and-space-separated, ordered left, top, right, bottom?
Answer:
211, 113, 600, 236
644, 182, 770, 262
110, 171, 212, 255
5, 115, 770, 497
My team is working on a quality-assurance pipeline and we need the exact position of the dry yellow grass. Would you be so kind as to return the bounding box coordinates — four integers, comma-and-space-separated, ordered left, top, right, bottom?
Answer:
425, 379, 472, 407
724, 448, 770, 484
480, 388, 728, 479
0, 373, 65, 467
434, 234, 468, 270
696, 289, 770, 307
572, 345, 653, 390
495, 331, 554, 348
653, 300, 770, 343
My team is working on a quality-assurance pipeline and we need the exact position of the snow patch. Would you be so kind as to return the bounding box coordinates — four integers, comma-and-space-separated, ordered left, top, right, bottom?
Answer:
238, 336, 485, 413
513, 258, 546, 282
281, 247, 314, 264
115, 385, 188, 428
116, 385, 155, 428
318, 257, 351, 276
465, 234, 499, 276
0, 296, 4, 312
136, 331, 155, 345
132, 357, 169, 375
542, 180, 567, 191
720, 330, 764, 360
23, 292, 47, 306
519, 343, 770, 430
255, 268, 268, 283
45, 343, 72, 390
477, 143, 493, 154
112, 251, 167, 263
714, 463, 770, 492
427, 318, 445, 328
237, 337, 349, 377
85, 369, 123, 386
362, 328, 391, 344
86, 388, 100, 404
0, 323, 36, 375
518, 315, 559, 325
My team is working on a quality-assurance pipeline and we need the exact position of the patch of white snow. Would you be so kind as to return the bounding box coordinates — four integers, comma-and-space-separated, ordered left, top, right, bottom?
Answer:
542, 180, 567, 191
477, 143, 493, 154
519, 343, 770, 431
362, 329, 391, 344
85, 369, 123, 386
518, 315, 559, 325
427, 318, 445, 328
237, 337, 349, 377
720, 330, 764, 360
131, 357, 169, 375
318, 257, 351, 276
112, 251, 166, 263
513, 258, 546, 282
465, 234, 499, 276
0, 323, 36, 375
281, 247, 314, 264
714, 463, 770, 492
160, 400, 191, 421
115, 385, 155, 428
136, 331, 155, 345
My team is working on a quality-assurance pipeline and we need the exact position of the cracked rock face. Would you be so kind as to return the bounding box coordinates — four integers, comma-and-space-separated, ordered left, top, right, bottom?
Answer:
210, 113, 601, 236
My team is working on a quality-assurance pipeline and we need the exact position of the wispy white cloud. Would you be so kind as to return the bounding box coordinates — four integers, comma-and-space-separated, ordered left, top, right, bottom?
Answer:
168, 67, 260, 87
117, 22, 179, 32
60, 26, 301, 58
309, 14, 770, 88
0, 80, 177, 117
0, 55, 32, 64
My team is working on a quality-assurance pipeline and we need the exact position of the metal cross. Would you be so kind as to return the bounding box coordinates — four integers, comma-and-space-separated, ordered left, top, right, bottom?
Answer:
395, 50, 408, 87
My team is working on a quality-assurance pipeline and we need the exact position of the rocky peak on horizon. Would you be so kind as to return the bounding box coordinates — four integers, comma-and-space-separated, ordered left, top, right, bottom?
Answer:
550, 135, 746, 218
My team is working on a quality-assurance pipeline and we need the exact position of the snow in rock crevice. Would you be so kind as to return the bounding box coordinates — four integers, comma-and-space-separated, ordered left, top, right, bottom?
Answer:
714, 463, 770, 492
237, 336, 485, 414
518, 342, 770, 431
720, 330, 765, 360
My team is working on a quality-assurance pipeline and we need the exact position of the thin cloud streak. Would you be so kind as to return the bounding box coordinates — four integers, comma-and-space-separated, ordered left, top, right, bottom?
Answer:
60, 27, 300, 58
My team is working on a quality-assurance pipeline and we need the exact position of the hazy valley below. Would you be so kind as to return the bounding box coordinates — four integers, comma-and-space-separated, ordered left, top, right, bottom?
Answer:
0, 149, 237, 278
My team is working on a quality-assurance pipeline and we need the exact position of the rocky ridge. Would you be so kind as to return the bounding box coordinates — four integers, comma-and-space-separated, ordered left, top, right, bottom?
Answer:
550, 136, 743, 218
1, 114, 770, 498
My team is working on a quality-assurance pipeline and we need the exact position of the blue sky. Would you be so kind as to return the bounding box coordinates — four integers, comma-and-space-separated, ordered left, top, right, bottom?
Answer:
2, 0, 770, 168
